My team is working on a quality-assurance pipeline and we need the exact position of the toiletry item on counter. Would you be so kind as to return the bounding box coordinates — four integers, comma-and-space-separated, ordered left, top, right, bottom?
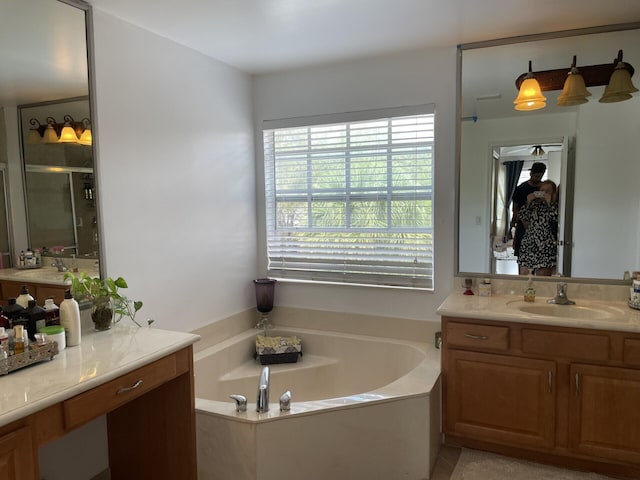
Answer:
13, 325, 26, 354
0, 308, 9, 329
26, 300, 46, 341
16, 286, 34, 309
463, 278, 475, 295
18, 250, 25, 267
60, 290, 81, 347
478, 278, 492, 297
0, 327, 8, 356
4, 298, 27, 327
24, 248, 34, 266
39, 325, 66, 351
524, 275, 536, 302
632, 279, 640, 303
43, 298, 60, 326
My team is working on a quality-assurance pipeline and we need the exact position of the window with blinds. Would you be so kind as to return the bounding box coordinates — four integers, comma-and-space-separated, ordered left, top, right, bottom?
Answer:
262, 104, 434, 289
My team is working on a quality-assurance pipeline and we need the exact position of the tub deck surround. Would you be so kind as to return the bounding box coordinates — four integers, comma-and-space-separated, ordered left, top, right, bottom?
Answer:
0, 324, 199, 427
437, 291, 640, 332
194, 314, 442, 480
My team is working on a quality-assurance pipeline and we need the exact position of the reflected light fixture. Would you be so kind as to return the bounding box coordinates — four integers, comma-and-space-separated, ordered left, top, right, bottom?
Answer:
531, 145, 546, 156
58, 115, 79, 143
78, 118, 92, 146
27, 119, 43, 144
42, 117, 59, 143
557, 56, 591, 106
600, 50, 639, 103
513, 61, 546, 111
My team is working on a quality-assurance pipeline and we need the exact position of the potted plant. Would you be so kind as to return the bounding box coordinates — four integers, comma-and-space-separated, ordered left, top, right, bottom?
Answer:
64, 272, 147, 330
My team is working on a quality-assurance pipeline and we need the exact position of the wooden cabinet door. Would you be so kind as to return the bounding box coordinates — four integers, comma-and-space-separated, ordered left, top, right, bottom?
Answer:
445, 349, 556, 449
0, 426, 37, 480
569, 364, 640, 464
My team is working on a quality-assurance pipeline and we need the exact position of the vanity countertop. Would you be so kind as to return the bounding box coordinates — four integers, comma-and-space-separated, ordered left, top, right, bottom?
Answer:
0, 267, 79, 286
0, 324, 199, 428
437, 292, 640, 333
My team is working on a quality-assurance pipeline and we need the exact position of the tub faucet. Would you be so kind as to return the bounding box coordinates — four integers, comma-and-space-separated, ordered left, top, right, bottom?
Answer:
256, 366, 270, 413
279, 390, 291, 411
547, 281, 575, 305
229, 394, 247, 412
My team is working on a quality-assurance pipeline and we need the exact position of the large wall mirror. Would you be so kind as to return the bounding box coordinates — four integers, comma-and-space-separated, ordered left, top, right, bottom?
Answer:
457, 24, 640, 283
0, 0, 100, 267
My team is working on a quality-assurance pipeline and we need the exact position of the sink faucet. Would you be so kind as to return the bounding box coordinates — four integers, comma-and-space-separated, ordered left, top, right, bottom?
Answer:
51, 257, 68, 272
547, 281, 575, 305
256, 366, 270, 413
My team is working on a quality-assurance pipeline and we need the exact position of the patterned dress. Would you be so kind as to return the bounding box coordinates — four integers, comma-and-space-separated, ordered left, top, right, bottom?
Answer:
517, 199, 558, 270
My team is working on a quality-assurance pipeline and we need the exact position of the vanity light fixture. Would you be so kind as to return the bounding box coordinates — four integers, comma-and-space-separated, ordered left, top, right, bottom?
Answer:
557, 56, 591, 106
515, 50, 637, 111
513, 61, 546, 111
599, 50, 639, 103
27, 115, 92, 145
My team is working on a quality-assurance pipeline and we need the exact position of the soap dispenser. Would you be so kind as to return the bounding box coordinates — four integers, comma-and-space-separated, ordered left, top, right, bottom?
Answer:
524, 275, 536, 303
16, 286, 34, 309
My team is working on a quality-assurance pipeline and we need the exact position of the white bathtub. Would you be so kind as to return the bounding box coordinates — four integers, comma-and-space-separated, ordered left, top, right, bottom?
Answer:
194, 324, 441, 480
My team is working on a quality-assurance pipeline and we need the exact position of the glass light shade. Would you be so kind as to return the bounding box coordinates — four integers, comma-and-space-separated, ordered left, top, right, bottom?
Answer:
42, 124, 59, 143
599, 67, 639, 103
58, 125, 78, 143
78, 128, 92, 146
26, 129, 42, 144
253, 278, 276, 314
514, 77, 546, 111
557, 70, 591, 106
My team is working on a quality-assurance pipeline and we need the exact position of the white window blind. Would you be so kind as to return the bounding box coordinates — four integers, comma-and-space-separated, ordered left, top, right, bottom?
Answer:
262, 105, 434, 289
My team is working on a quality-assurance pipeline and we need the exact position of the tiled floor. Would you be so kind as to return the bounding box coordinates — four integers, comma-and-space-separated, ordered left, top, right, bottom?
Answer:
430, 445, 462, 480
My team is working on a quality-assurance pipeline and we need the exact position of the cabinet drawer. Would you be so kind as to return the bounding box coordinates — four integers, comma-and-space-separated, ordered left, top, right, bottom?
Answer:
624, 338, 640, 366
64, 353, 179, 430
446, 322, 509, 351
522, 329, 609, 361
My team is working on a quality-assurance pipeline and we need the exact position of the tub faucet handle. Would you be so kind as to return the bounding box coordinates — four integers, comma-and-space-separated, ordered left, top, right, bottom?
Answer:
229, 394, 247, 412
279, 390, 292, 411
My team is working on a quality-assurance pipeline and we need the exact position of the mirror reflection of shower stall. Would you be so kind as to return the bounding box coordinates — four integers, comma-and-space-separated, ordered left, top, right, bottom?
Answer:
490, 138, 573, 275
24, 167, 97, 256
0, 168, 12, 267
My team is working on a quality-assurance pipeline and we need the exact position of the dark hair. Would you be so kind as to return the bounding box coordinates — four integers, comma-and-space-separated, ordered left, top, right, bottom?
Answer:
530, 162, 546, 174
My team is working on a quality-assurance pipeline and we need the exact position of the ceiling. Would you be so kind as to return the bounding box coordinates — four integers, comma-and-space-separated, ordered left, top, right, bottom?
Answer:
85, 0, 640, 74
2, 0, 640, 108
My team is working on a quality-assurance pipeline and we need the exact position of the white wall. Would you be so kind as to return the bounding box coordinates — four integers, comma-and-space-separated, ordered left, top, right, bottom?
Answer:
252, 47, 457, 322
91, 11, 256, 331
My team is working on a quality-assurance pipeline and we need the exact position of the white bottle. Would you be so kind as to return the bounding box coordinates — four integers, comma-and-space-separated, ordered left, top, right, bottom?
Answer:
16, 286, 34, 308
60, 289, 81, 347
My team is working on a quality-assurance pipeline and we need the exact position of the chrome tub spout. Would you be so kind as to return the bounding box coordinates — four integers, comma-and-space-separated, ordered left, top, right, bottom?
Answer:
256, 366, 270, 413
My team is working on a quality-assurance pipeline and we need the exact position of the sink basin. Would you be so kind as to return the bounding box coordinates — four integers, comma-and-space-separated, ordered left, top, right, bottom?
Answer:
507, 300, 627, 321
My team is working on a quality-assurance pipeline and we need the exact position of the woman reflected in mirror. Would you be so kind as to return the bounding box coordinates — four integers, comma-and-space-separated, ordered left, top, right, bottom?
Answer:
517, 179, 559, 276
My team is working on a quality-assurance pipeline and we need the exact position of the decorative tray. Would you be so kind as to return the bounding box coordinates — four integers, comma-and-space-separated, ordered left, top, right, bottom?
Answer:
254, 335, 303, 365
0, 341, 59, 375
629, 300, 640, 311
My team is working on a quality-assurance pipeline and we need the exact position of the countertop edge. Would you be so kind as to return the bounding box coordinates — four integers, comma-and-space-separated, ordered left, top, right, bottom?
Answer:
0, 329, 200, 428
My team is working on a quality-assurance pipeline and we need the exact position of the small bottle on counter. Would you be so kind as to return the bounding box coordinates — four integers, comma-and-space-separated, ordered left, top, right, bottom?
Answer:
524, 275, 536, 302
16, 286, 34, 309
0, 327, 8, 357
60, 290, 81, 347
13, 325, 26, 354
26, 300, 47, 341
18, 250, 25, 267
478, 278, 492, 297
43, 298, 60, 326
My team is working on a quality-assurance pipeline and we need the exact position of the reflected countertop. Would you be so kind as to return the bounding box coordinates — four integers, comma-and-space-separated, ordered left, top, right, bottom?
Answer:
437, 292, 640, 333
0, 267, 74, 286
0, 324, 199, 428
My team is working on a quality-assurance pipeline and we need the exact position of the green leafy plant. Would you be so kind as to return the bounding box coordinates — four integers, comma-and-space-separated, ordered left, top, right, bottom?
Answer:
64, 272, 148, 327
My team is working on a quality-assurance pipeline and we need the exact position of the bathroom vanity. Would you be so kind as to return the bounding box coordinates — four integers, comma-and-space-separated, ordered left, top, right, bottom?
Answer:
0, 324, 199, 480
438, 292, 640, 478
0, 266, 89, 305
